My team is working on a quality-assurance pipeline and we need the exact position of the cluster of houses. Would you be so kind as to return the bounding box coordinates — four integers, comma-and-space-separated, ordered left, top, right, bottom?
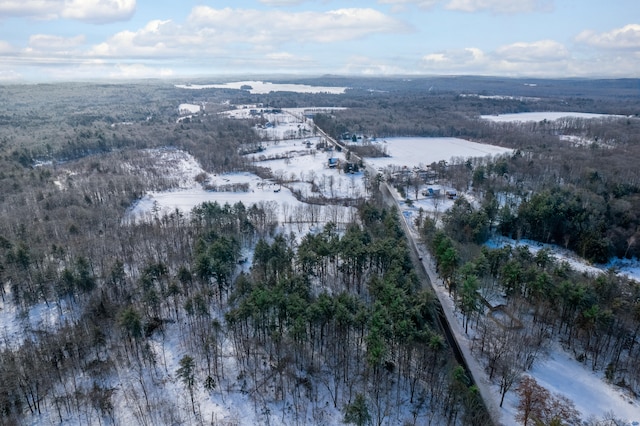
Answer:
391, 164, 457, 200
422, 187, 457, 199
249, 107, 282, 116
391, 165, 436, 182
327, 157, 359, 173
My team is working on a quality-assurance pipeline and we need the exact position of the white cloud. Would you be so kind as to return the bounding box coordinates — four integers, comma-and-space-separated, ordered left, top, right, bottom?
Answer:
90, 20, 182, 57
421, 47, 488, 71
0, 68, 23, 81
264, 52, 297, 61
218, 51, 319, 73
0, 0, 135, 23
228, 51, 325, 74
89, 7, 406, 59
576, 24, 640, 49
564, 52, 640, 77
187, 7, 406, 44
445, 0, 553, 14
62, 0, 135, 24
258, 0, 305, 5
423, 53, 448, 63
0, 41, 16, 54
378, 0, 440, 11
420, 41, 573, 76
28, 34, 85, 50
377, 0, 552, 13
0, 0, 59, 20
14, 60, 173, 81
495, 39, 569, 62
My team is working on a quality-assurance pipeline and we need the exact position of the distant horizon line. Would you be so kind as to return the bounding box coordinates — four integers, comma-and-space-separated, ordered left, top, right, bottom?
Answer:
3, 73, 639, 85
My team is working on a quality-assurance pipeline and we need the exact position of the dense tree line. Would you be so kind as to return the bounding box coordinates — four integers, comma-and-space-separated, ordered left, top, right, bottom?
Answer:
471, 131, 640, 262
225, 204, 489, 425
0, 193, 489, 423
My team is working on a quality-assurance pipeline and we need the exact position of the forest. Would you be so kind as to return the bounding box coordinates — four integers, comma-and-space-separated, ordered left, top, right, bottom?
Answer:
0, 76, 639, 425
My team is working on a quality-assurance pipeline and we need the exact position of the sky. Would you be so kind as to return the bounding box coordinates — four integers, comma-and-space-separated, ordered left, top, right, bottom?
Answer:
0, 0, 639, 82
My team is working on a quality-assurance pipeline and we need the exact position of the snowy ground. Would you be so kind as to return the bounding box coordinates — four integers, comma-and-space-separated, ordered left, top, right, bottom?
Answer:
493, 309, 640, 425
126, 166, 358, 238
0, 295, 76, 351
480, 111, 627, 123
559, 134, 595, 146
524, 341, 639, 423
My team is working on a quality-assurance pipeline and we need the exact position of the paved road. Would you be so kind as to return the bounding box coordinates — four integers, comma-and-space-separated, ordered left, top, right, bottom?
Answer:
379, 173, 503, 425
311, 119, 503, 425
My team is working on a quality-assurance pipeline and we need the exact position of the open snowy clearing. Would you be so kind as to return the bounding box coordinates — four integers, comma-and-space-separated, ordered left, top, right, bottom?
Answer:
492, 337, 640, 424
175, 80, 348, 94
523, 341, 639, 423
559, 134, 597, 146
128, 109, 366, 225
481, 111, 627, 123
178, 103, 201, 114
366, 137, 512, 169
129, 173, 292, 216
125, 154, 359, 228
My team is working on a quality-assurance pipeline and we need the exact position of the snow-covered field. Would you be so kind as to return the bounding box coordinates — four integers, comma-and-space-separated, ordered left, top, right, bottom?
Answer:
222, 105, 346, 122
481, 111, 626, 122
178, 103, 201, 114
559, 134, 595, 146
125, 147, 359, 230
366, 137, 512, 169
129, 173, 293, 217
175, 80, 348, 94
